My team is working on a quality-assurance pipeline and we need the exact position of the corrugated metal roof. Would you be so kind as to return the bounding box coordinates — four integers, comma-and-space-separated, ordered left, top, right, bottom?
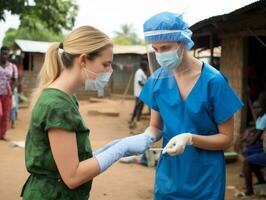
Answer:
15, 39, 147, 55
195, 47, 221, 58
113, 45, 146, 55
15, 39, 53, 53
190, 0, 265, 32
190, 0, 266, 49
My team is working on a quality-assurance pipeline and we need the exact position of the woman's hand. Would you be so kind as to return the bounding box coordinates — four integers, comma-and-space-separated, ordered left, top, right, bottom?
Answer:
121, 133, 154, 155
162, 133, 193, 156
94, 126, 163, 157
95, 133, 154, 172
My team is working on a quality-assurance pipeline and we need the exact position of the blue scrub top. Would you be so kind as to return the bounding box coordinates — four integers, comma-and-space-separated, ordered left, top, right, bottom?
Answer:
140, 63, 243, 200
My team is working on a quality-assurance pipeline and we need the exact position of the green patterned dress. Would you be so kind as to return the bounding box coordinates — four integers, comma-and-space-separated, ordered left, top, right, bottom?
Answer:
21, 88, 93, 200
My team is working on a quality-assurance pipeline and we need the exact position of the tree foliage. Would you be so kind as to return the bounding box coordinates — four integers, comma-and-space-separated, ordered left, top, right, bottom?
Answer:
3, 25, 64, 48
0, 0, 78, 33
1, 0, 77, 47
113, 24, 143, 45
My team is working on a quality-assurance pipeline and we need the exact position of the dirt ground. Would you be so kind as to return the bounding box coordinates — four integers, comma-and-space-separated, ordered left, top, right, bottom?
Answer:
0, 98, 264, 200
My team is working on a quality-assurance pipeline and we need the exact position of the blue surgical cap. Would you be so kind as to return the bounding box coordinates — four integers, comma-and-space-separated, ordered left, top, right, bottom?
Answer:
143, 12, 194, 50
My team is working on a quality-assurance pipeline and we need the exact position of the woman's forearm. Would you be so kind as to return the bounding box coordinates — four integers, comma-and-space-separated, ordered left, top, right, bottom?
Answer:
149, 109, 163, 139
49, 129, 101, 190
192, 117, 234, 151
192, 133, 233, 151
63, 158, 100, 189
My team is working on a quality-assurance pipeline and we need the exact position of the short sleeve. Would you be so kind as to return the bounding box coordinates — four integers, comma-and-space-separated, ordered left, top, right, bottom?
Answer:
209, 73, 244, 124
12, 64, 18, 79
256, 114, 266, 130
139, 77, 159, 112
135, 71, 142, 82
44, 105, 80, 132
141, 71, 147, 83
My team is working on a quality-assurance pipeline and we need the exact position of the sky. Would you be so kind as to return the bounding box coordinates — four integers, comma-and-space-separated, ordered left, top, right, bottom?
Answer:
0, 0, 258, 46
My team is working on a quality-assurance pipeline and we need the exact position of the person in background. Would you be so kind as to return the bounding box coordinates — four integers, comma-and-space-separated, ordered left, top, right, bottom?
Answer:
10, 86, 19, 128
239, 100, 261, 177
241, 100, 260, 151
243, 146, 266, 196
243, 99, 265, 154
244, 92, 266, 156
129, 61, 148, 128
0, 46, 18, 140
244, 91, 266, 196
16, 56, 24, 95
9, 54, 19, 128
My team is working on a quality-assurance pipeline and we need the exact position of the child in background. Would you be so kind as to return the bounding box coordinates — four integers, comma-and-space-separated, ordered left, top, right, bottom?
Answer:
10, 87, 19, 128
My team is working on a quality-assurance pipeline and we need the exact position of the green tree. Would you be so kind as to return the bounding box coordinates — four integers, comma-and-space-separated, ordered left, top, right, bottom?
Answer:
2, 28, 17, 47
0, 0, 78, 33
0, 0, 25, 21
2, 24, 64, 48
113, 24, 143, 45
1, 0, 77, 47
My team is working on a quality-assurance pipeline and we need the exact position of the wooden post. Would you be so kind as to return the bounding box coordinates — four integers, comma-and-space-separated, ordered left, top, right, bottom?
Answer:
209, 33, 214, 66
120, 72, 134, 104
220, 36, 247, 151
29, 53, 32, 91
29, 53, 34, 92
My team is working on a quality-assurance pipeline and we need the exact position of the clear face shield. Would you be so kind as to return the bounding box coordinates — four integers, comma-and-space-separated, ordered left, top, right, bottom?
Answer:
146, 44, 160, 75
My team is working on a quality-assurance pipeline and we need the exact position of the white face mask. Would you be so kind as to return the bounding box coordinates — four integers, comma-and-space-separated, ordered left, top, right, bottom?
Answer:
85, 70, 113, 91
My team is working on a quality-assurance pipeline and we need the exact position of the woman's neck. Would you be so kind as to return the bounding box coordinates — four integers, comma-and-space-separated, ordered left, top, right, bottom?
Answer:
173, 52, 202, 77
49, 70, 79, 95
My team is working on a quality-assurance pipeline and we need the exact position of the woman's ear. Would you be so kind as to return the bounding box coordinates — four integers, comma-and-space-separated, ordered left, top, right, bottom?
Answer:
177, 43, 185, 54
78, 53, 87, 68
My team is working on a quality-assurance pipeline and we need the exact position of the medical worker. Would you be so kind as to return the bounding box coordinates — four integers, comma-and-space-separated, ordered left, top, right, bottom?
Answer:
21, 26, 158, 200
140, 12, 244, 199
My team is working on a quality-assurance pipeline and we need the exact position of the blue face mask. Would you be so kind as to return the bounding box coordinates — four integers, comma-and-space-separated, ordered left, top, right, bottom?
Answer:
155, 49, 182, 70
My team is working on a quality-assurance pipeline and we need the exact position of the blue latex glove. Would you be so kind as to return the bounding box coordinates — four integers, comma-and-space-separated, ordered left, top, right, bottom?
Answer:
93, 139, 121, 157
122, 134, 153, 155
93, 126, 163, 157
95, 134, 153, 172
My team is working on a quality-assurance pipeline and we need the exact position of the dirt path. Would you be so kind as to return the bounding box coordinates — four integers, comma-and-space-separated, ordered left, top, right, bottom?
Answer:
0, 98, 262, 200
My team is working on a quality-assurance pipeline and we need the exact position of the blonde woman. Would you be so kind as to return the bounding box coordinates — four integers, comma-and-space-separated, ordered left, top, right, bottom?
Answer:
21, 26, 159, 200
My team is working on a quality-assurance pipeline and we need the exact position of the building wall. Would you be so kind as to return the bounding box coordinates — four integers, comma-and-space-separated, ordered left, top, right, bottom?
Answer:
22, 53, 144, 99
22, 53, 99, 99
22, 53, 44, 96
220, 37, 247, 150
111, 54, 143, 94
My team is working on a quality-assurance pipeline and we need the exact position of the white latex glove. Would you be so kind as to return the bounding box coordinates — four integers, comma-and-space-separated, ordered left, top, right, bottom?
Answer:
162, 133, 193, 156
